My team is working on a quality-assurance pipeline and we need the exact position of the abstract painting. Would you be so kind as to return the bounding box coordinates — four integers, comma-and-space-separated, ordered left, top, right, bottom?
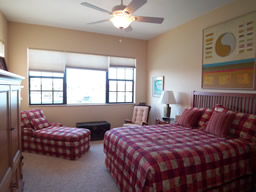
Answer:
202, 12, 256, 89
152, 76, 164, 97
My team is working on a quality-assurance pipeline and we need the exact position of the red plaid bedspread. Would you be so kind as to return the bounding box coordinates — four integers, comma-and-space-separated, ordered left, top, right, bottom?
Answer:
104, 124, 253, 192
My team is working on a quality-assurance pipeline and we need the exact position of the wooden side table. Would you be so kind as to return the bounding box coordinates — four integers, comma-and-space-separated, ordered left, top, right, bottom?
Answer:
156, 117, 176, 124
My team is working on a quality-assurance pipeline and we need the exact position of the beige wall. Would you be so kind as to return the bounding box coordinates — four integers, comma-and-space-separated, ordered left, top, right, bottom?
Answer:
8, 22, 148, 128
147, 0, 256, 124
0, 11, 8, 60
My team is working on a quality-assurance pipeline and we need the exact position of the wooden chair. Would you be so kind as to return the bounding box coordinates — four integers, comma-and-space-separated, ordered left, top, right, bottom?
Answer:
123, 105, 151, 127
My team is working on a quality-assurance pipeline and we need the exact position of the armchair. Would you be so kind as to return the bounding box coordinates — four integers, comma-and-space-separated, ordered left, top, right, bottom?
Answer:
123, 105, 151, 127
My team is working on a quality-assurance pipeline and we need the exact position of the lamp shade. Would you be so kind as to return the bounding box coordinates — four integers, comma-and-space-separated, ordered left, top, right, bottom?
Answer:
159, 90, 176, 104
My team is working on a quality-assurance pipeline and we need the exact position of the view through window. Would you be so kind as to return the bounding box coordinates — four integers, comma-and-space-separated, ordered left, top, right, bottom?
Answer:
66, 68, 106, 104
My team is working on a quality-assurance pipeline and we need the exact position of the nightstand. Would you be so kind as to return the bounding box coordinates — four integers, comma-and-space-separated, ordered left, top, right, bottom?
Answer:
156, 117, 176, 124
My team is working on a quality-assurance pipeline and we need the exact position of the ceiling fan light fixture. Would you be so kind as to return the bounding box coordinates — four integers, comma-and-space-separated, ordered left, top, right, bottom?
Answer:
110, 10, 135, 29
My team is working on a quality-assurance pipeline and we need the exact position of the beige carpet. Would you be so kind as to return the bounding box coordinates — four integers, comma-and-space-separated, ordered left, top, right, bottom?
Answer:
23, 141, 119, 192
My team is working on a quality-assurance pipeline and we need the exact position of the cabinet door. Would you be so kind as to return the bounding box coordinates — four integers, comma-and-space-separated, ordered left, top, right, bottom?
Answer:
0, 85, 12, 192
10, 87, 22, 192
10, 87, 21, 163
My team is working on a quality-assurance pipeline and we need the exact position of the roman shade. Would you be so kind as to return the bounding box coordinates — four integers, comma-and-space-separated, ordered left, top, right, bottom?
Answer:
66, 52, 108, 71
109, 56, 136, 68
28, 49, 135, 72
29, 49, 66, 73
0, 41, 4, 57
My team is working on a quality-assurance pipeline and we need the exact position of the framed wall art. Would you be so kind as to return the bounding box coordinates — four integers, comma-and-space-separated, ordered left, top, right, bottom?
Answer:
0, 57, 8, 71
202, 12, 256, 89
152, 76, 164, 97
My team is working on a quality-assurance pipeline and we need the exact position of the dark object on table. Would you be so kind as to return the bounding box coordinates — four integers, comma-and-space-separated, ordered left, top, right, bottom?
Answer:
76, 121, 110, 141
0, 56, 8, 71
162, 117, 170, 121
155, 117, 175, 125
162, 117, 175, 123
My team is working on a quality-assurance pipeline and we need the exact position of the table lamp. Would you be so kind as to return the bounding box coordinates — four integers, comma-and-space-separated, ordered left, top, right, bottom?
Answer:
159, 90, 176, 117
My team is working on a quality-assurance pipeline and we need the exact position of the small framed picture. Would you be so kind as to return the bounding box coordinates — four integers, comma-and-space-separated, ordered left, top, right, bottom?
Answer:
152, 76, 164, 97
0, 57, 8, 71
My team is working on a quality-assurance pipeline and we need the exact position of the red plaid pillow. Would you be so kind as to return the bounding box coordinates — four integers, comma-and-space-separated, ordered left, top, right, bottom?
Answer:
214, 104, 229, 113
21, 109, 45, 129
240, 116, 256, 142
181, 107, 214, 129
214, 104, 256, 140
198, 108, 214, 129
176, 108, 203, 128
31, 117, 50, 130
205, 111, 235, 137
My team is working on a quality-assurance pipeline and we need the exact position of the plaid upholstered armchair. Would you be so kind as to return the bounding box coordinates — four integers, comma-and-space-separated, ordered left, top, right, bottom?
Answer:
123, 105, 151, 127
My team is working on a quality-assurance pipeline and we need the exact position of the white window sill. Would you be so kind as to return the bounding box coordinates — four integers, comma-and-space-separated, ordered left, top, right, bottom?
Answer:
29, 103, 135, 107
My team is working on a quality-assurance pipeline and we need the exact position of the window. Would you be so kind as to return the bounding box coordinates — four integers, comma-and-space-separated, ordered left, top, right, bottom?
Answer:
29, 71, 64, 105
28, 49, 136, 105
0, 41, 5, 57
107, 67, 134, 103
66, 68, 106, 104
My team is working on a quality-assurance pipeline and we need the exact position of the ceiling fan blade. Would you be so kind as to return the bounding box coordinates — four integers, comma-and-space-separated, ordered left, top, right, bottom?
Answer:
124, 26, 133, 32
125, 0, 147, 14
135, 16, 164, 24
88, 19, 110, 25
81, 2, 112, 14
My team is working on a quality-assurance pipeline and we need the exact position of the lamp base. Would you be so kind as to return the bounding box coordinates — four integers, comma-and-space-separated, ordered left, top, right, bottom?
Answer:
163, 104, 171, 118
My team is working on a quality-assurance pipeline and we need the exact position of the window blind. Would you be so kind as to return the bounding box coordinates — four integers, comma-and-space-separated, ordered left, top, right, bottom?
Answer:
109, 56, 136, 68
28, 49, 66, 73
66, 52, 108, 71
28, 49, 135, 72
0, 41, 4, 57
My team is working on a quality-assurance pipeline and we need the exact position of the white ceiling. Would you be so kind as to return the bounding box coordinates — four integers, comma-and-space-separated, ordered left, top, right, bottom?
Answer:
0, 0, 233, 40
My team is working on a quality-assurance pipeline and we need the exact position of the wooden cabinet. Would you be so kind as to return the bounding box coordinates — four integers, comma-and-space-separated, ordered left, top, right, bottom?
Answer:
0, 70, 24, 192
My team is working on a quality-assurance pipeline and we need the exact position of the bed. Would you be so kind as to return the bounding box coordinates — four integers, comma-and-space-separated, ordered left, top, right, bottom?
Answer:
103, 91, 256, 192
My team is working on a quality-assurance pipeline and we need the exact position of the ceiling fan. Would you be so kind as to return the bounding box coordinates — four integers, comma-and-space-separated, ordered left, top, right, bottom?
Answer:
80, 0, 164, 31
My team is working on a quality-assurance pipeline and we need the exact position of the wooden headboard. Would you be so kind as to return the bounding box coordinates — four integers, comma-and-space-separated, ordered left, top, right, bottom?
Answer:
192, 91, 256, 114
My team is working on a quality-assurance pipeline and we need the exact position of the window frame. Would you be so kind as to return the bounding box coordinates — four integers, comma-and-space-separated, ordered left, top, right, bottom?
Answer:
106, 67, 135, 104
29, 72, 65, 105
28, 60, 135, 105
0, 41, 5, 58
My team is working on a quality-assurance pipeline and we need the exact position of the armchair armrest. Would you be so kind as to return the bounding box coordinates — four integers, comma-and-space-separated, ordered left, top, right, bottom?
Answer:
50, 123, 63, 127
141, 121, 148, 126
22, 127, 34, 136
124, 119, 133, 124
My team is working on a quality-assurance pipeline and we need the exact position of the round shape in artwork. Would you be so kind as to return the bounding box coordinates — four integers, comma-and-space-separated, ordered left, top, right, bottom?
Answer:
215, 33, 236, 57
